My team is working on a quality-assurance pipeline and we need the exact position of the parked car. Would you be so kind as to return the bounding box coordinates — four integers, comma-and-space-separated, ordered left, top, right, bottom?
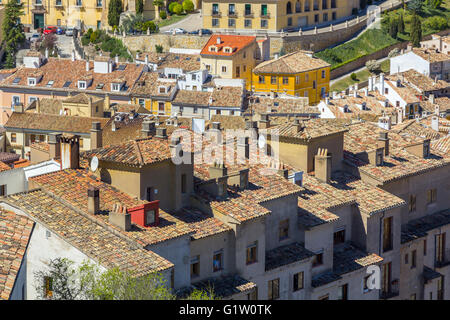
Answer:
29, 33, 41, 42
56, 27, 65, 35
43, 26, 58, 35
188, 29, 213, 35
65, 27, 75, 36
165, 28, 187, 34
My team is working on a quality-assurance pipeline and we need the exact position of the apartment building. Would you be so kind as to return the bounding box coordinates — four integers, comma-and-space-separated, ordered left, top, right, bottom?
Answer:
252, 51, 330, 105
202, 0, 360, 32
420, 34, 450, 55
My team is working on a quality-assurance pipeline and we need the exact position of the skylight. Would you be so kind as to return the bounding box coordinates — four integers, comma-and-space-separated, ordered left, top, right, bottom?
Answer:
12, 77, 21, 84
46, 80, 54, 87
96, 83, 104, 90
63, 81, 72, 88
117, 65, 126, 71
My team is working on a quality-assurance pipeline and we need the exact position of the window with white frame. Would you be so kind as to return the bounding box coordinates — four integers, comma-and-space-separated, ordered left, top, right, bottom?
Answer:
111, 83, 121, 92
78, 81, 87, 89
28, 77, 36, 86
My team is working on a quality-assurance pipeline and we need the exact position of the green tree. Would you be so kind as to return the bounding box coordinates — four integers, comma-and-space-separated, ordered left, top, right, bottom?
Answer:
155, 44, 164, 53
398, 13, 405, 34
120, 13, 144, 33
169, 1, 178, 13
182, 0, 194, 12
388, 18, 399, 39
173, 3, 183, 15
2, 0, 25, 68
108, 0, 123, 27
408, 0, 424, 14
35, 258, 216, 300
153, 0, 164, 19
410, 13, 422, 47
425, 0, 442, 9
136, 0, 144, 14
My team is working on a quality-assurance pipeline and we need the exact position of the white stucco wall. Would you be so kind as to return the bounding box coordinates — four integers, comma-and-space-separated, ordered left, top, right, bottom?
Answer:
390, 52, 430, 76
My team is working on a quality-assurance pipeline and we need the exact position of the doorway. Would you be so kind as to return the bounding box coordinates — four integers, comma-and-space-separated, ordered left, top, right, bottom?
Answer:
34, 14, 44, 29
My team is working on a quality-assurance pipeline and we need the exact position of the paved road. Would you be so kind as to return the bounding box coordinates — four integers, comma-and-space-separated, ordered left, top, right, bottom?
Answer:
159, 12, 203, 32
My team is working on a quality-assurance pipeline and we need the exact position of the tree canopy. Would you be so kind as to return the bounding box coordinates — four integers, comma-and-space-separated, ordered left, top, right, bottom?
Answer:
2, 0, 25, 68
108, 0, 123, 27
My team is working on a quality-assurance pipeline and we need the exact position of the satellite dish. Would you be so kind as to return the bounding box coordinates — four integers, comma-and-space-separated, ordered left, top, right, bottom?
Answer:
90, 156, 99, 172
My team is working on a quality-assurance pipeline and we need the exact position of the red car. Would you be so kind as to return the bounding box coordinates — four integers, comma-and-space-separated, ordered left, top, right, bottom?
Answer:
43, 26, 58, 35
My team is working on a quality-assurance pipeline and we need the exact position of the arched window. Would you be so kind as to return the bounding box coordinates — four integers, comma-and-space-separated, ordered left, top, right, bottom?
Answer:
286, 1, 292, 14
296, 1, 301, 13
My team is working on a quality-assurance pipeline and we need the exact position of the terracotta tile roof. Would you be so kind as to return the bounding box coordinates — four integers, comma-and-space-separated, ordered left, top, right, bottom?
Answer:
64, 93, 103, 104
253, 51, 330, 74
30, 142, 50, 153
137, 53, 201, 72
401, 208, 450, 244
434, 97, 450, 112
13, 159, 31, 168
384, 75, 421, 104
173, 87, 244, 109
82, 136, 175, 167
29, 169, 194, 247
131, 72, 177, 98
391, 118, 442, 140
0, 208, 34, 300
3, 190, 173, 276
0, 58, 145, 95
412, 47, 450, 63
208, 115, 246, 130
200, 35, 256, 57
395, 69, 450, 93
170, 207, 232, 240
178, 274, 256, 298
111, 103, 150, 114
4, 112, 109, 134
0, 152, 20, 164
0, 161, 11, 172
25, 98, 62, 115
432, 135, 450, 157
173, 90, 211, 106
248, 96, 318, 116
263, 118, 349, 141
265, 242, 315, 271
344, 122, 450, 184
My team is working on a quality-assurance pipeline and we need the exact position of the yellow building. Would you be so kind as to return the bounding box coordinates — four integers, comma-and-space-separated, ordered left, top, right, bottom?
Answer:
251, 50, 330, 104
202, 0, 360, 31
10, 0, 153, 30
200, 34, 259, 89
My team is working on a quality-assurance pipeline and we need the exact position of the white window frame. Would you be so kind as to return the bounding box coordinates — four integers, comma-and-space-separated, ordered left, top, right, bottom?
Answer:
28, 77, 36, 86
111, 83, 121, 92
78, 81, 87, 89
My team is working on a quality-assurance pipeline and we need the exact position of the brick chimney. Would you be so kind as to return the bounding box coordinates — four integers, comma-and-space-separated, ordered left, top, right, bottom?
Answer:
155, 127, 167, 139
48, 133, 61, 159
377, 132, 389, 156
368, 147, 384, 166
314, 148, 331, 183
90, 121, 103, 150
87, 186, 100, 214
60, 135, 80, 169
141, 120, 156, 137
259, 114, 270, 129
109, 203, 132, 231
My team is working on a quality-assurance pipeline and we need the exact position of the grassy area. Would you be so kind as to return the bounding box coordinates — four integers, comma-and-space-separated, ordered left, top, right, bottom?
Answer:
157, 13, 189, 28
316, 1, 450, 70
330, 60, 390, 92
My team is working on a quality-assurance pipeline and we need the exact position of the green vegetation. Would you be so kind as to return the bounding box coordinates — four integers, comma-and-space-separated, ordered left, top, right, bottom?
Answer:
155, 44, 164, 53
2, 0, 26, 68
136, 0, 143, 14
34, 258, 216, 300
108, 0, 123, 27
81, 29, 132, 61
157, 12, 189, 27
159, 10, 168, 19
316, 1, 450, 70
182, 0, 195, 13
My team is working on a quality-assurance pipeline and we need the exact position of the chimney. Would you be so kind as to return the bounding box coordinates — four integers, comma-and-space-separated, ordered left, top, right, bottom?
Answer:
145, 54, 149, 65
115, 55, 119, 64
209, 161, 227, 179
155, 127, 167, 139
377, 132, 389, 156
379, 73, 385, 95
60, 135, 80, 169
45, 48, 49, 59
216, 36, 221, 44
288, 171, 303, 187
87, 186, 100, 214
293, 118, 305, 133
237, 136, 250, 160
141, 120, 156, 137
209, 122, 222, 144
431, 116, 439, 132
368, 147, 384, 166
274, 53, 279, 60
405, 139, 431, 158
90, 121, 103, 150
228, 168, 249, 190
397, 108, 403, 124
109, 203, 132, 231
48, 133, 61, 159
71, 50, 75, 61
104, 94, 110, 111
429, 93, 435, 104
258, 114, 270, 129
314, 148, 331, 183
111, 120, 116, 132
86, 60, 89, 71
378, 115, 391, 130
368, 77, 373, 92
36, 98, 41, 114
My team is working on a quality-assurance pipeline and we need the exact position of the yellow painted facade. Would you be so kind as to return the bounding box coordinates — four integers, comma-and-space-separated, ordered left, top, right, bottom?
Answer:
251, 67, 330, 104
202, 0, 359, 31
134, 98, 172, 116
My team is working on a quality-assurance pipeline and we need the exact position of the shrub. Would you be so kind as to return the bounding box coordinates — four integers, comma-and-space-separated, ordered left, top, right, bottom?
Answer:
169, 1, 178, 13
173, 3, 183, 15
155, 44, 163, 53
350, 73, 358, 81
81, 35, 90, 46
423, 16, 448, 31
140, 20, 158, 33
182, 0, 194, 12
366, 59, 381, 73
160, 10, 167, 19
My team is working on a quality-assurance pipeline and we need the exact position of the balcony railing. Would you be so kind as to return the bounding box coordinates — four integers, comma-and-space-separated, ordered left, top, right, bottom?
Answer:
211, 11, 221, 17
260, 12, 270, 18
228, 11, 237, 17
435, 249, 450, 268
244, 11, 253, 18
380, 280, 399, 299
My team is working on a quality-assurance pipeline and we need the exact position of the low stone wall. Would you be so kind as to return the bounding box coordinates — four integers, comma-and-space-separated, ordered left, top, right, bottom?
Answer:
120, 34, 210, 52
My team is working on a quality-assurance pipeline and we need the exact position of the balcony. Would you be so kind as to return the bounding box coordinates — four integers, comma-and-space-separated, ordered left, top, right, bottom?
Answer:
55, 1, 63, 7
260, 12, 270, 18
435, 249, 450, 268
380, 280, 399, 300
228, 11, 237, 18
95, 1, 102, 7
211, 11, 221, 17
244, 11, 254, 18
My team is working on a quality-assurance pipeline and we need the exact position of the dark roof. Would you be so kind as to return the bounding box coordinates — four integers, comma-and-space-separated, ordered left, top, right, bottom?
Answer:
177, 275, 256, 298
265, 242, 315, 271
423, 266, 442, 282
0, 152, 20, 164
401, 208, 450, 244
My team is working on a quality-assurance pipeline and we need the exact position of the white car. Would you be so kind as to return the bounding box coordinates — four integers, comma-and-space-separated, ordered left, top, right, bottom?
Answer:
29, 33, 41, 42
65, 27, 75, 36
165, 28, 187, 34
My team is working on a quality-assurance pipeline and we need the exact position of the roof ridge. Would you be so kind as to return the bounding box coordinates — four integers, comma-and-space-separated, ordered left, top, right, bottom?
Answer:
133, 140, 145, 166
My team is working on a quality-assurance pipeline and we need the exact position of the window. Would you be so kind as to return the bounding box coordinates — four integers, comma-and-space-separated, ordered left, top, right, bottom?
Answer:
436, 233, 446, 264
212, 18, 219, 27
333, 229, 345, 245
427, 188, 437, 204
312, 252, 323, 267
437, 277, 444, 300
322, 0, 327, 9
146, 209, 155, 225
321, 87, 326, 98
138, 98, 145, 106
236, 66, 240, 78
228, 3, 235, 14
212, 3, 219, 14
321, 70, 326, 78
314, 14, 319, 22
55, 0, 62, 4
190, 256, 200, 278
11, 133, 16, 143
245, 3, 251, 15
244, 19, 252, 28
279, 219, 289, 241
111, 83, 121, 91
295, 1, 301, 13
29, 96, 37, 103
383, 216, 393, 252
0, 185, 6, 196
385, 88, 389, 94
363, 275, 371, 293
312, 80, 316, 89
261, 4, 268, 16
323, 13, 328, 22
405, 253, 409, 264
228, 19, 235, 27
271, 76, 277, 85
259, 75, 265, 84
159, 86, 166, 94
293, 272, 304, 291
332, 11, 336, 20
286, 1, 292, 14
424, 239, 427, 256
213, 250, 223, 272
57, 19, 61, 26
337, 284, 348, 300
206, 65, 211, 71
288, 17, 292, 26
409, 194, 416, 212
382, 262, 392, 294
268, 278, 279, 300
44, 277, 53, 299
282, 77, 289, 85
181, 174, 187, 193
295, 76, 300, 84
193, 107, 198, 114
28, 78, 36, 86
78, 81, 86, 89
221, 66, 227, 73
96, 0, 102, 6
146, 187, 153, 201
246, 242, 257, 265
261, 19, 268, 28
30, 134, 36, 144
411, 250, 416, 269
158, 102, 165, 112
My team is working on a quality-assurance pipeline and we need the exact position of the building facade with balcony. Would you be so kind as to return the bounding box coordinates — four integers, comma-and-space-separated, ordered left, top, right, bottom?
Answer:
202, 0, 360, 32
